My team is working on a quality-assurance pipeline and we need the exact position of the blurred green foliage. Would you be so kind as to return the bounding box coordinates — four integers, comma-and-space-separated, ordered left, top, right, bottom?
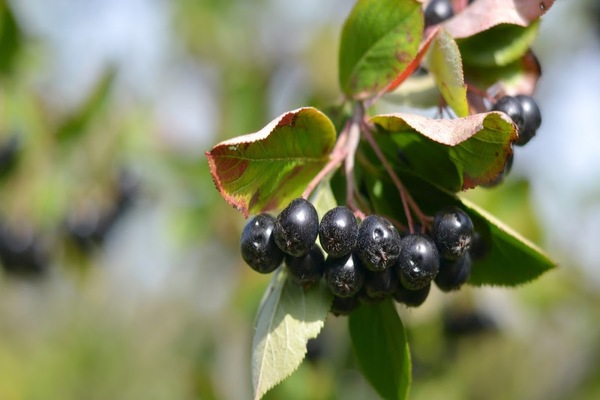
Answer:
0, 0, 599, 399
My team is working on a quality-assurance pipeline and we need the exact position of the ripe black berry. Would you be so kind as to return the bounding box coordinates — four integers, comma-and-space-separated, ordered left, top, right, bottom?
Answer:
432, 206, 474, 261
363, 268, 398, 302
424, 0, 454, 27
491, 96, 524, 130
356, 215, 401, 272
285, 244, 325, 286
434, 253, 472, 292
396, 234, 440, 290
240, 213, 284, 273
274, 198, 319, 257
324, 253, 366, 298
469, 231, 491, 261
318, 206, 358, 258
393, 282, 431, 308
330, 294, 359, 316
514, 95, 542, 146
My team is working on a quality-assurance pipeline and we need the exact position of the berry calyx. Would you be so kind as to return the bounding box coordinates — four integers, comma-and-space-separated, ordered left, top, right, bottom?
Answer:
434, 253, 472, 292
514, 95, 542, 146
491, 96, 524, 130
424, 0, 454, 27
324, 253, 366, 298
396, 234, 440, 290
240, 213, 284, 274
319, 206, 358, 258
432, 206, 474, 261
274, 198, 319, 257
356, 215, 401, 272
285, 244, 325, 286
393, 282, 431, 308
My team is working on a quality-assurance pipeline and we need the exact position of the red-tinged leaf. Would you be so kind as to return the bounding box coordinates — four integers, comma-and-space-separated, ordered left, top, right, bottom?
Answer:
425, 28, 469, 117
370, 112, 517, 191
445, 0, 555, 39
206, 108, 336, 217
384, 26, 440, 94
339, 0, 423, 99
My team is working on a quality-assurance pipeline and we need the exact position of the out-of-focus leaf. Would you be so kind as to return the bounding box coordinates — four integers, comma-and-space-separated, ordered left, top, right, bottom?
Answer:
338, 0, 423, 99
383, 72, 440, 108
55, 69, 116, 142
425, 29, 468, 117
465, 51, 541, 96
0, 2, 23, 76
252, 268, 332, 400
445, 0, 554, 39
458, 21, 540, 67
370, 111, 517, 191
206, 107, 336, 218
349, 300, 411, 400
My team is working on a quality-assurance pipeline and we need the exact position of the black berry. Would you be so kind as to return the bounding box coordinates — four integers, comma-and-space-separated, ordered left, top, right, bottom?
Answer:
491, 96, 524, 130
396, 234, 440, 290
434, 253, 472, 292
285, 244, 325, 286
330, 294, 359, 316
274, 198, 319, 257
432, 206, 474, 261
514, 95, 542, 146
356, 215, 401, 272
362, 268, 398, 303
393, 282, 431, 308
318, 206, 358, 258
240, 213, 284, 273
324, 253, 366, 298
424, 0, 454, 27
469, 231, 491, 261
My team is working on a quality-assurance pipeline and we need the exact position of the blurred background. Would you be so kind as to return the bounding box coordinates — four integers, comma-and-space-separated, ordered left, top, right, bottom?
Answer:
0, 0, 599, 399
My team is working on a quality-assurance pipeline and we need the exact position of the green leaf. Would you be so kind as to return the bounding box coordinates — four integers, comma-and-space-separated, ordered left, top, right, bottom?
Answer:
0, 2, 23, 76
458, 21, 540, 68
206, 107, 336, 217
252, 268, 332, 400
357, 170, 556, 286
460, 197, 556, 286
464, 51, 541, 96
338, 0, 423, 99
370, 112, 517, 191
425, 29, 468, 117
55, 68, 116, 142
349, 300, 411, 400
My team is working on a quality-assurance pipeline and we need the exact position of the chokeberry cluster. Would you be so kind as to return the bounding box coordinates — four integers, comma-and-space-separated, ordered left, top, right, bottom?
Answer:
240, 198, 486, 316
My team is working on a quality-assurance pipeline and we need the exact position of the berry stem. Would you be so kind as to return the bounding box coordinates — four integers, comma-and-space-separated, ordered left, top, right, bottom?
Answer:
359, 120, 431, 233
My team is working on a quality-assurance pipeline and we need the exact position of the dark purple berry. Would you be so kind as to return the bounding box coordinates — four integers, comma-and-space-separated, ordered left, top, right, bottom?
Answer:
469, 231, 491, 261
363, 268, 398, 300
434, 253, 472, 292
274, 198, 319, 257
492, 96, 524, 130
330, 294, 359, 316
424, 0, 454, 27
396, 234, 440, 290
324, 253, 366, 298
240, 213, 284, 273
432, 206, 474, 261
318, 206, 358, 257
443, 310, 497, 338
356, 215, 401, 272
514, 95, 542, 146
393, 282, 431, 308
285, 244, 325, 286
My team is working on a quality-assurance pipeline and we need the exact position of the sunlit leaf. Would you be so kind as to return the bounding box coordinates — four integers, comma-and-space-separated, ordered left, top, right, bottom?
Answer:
425, 29, 468, 117
445, 0, 554, 39
252, 268, 332, 400
458, 21, 540, 67
206, 107, 336, 217
370, 111, 517, 191
349, 300, 411, 400
338, 0, 423, 99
